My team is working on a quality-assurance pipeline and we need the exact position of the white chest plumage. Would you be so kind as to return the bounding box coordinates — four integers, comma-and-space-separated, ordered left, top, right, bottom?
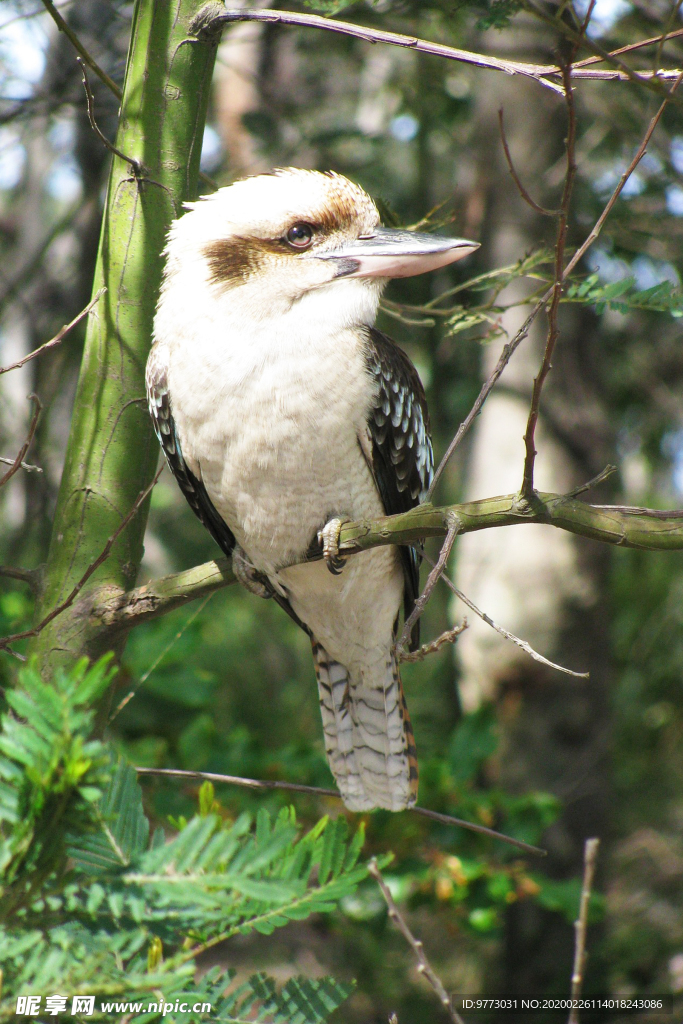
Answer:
157, 281, 386, 575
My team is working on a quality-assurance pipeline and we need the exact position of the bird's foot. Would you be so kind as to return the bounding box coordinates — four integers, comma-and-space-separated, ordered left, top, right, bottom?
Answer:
318, 517, 350, 576
232, 545, 272, 599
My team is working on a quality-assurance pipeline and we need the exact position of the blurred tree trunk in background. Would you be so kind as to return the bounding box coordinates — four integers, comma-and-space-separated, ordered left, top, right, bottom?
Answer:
454, 29, 614, 994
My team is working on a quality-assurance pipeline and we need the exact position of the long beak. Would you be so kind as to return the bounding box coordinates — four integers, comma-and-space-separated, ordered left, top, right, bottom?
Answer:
318, 225, 480, 279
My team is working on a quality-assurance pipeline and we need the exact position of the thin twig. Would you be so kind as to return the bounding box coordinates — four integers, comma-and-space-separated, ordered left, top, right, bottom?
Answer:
568, 837, 600, 1024
566, 464, 617, 499
0, 566, 39, 589
427, 297, 545, 498
521, 0, 683, 102
210, 8, 565, 93
521, 61, 578, 500
40, 0, 122, 99
572, 26, 683, 69
655, 1, 683, 73
0, 467, 162, 655
368, 860, 466, 1024
498, 109, 560, 217
395, 516, 460, 658
108, 593, 214, 724
0, 395, 42, 488
429, 67, 683, 501
77, 59, 142, 174
424, 553, 589, 680
399, 620, 468, 663
563, 68, 683, 282
0, 289, 105, 376
212, 8, 683, 92
135, 766, 546, 856
0, 457, 41, 474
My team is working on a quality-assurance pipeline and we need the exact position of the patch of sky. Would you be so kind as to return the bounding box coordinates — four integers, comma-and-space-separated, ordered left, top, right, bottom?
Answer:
200, 124, 223, 174
593, 165, 644, 198
46, 156, 81, 203
573, 0, 631, 39
390, 114, 418, 143
666, 185, 683, 217
671, 137, 683, 176
0, 126, 25, 190
586, 246, 680, 290
0, 3, 48, 100
661, 429, 683, 497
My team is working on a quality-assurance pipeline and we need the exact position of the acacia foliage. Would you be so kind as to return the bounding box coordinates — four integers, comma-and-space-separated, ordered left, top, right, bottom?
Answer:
0, 656, 374, 1022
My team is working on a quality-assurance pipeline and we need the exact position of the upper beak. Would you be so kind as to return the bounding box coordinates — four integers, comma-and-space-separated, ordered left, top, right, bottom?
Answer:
318, 225, 480, 279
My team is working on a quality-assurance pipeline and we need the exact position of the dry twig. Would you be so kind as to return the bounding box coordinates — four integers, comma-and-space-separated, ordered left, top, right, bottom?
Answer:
429, 66, 683, 498
424, 553, 589, 680
368, 859, 466, 1024
498, 108, 560, 217
395, 516, 460, 658
0, 289, 105, 376
0, 467, 163, 657
210, 8, 683, 93
521, 61, 578, 499
568, 837, 600, 1024
0, 395, 42, 489
135, 766, 546, 856
40, 0, 122, 99
78, 59, 142, 174
399, 620, 468, 663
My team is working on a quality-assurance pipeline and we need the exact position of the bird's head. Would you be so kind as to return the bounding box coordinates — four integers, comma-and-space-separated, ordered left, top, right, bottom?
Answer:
162, 168, 479, 326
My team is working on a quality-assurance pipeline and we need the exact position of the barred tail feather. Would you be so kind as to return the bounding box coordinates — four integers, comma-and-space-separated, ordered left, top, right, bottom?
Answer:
311, 639, 418, 813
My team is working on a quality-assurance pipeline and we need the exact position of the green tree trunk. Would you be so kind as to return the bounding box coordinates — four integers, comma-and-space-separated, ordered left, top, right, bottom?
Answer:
28, 1, 221, 673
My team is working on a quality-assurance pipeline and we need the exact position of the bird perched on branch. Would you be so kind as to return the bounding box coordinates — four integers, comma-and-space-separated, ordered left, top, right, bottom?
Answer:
147, 168, 478, 812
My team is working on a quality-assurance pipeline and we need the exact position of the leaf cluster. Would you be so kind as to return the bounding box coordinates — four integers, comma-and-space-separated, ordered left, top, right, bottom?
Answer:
0, 657, 379, 1022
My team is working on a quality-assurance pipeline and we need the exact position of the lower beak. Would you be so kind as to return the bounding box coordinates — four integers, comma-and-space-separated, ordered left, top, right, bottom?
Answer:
318, 226, 479, 279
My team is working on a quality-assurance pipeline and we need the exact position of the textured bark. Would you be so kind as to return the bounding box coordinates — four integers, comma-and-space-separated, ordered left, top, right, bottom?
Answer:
27, 0, 222, 672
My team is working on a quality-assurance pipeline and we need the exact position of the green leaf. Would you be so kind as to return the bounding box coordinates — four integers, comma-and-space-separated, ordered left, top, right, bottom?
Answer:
68, 758, 150, 873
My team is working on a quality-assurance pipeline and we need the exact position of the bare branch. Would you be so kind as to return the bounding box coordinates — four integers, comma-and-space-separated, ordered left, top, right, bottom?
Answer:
498, 108, 560, 217
0, 467, 162, 656
0, 289, 105, 376
395, 515, 460, 659
563, 68, 683, 281
0, 457, 41, 474
430, 67, 682, 499
93, 488, 683, 644
205, 8, 683, 96
206, 8, 565, 94
521, 0, 683, 101
566, 464, 617, 499
568, 838, 600, 1024
77, 60, 142, 174
572, 26, 683, 69
368, 860, 466, 1024
0, 566, 40, 589
136, 766, 546, 856
423, 552, 589, 680
40, 0, 123, 99
427, 298, 546, 498
521, 61, 578, 499
399, 620, 468, 663
0, 395, 42, 489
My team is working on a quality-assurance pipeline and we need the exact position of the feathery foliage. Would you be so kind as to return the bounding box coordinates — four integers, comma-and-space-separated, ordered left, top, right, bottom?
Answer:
0, 656, 377, 1022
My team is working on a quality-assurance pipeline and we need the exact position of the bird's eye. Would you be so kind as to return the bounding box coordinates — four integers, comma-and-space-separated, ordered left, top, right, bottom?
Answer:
286, 223, 314, 249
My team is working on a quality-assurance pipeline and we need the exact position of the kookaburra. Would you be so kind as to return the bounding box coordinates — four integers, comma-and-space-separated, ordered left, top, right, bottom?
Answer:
147, 168, 478, 812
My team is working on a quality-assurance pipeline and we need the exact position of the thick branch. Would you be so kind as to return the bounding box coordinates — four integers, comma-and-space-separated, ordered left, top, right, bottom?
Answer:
94, 492, 683, 636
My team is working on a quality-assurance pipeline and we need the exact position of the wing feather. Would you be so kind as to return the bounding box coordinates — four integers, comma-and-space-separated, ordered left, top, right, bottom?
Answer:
363, 327, 434, 649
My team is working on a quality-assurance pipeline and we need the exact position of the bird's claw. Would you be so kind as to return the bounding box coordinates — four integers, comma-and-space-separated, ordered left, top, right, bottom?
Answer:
232, 545, 272, 599
318, 517, 349, 576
